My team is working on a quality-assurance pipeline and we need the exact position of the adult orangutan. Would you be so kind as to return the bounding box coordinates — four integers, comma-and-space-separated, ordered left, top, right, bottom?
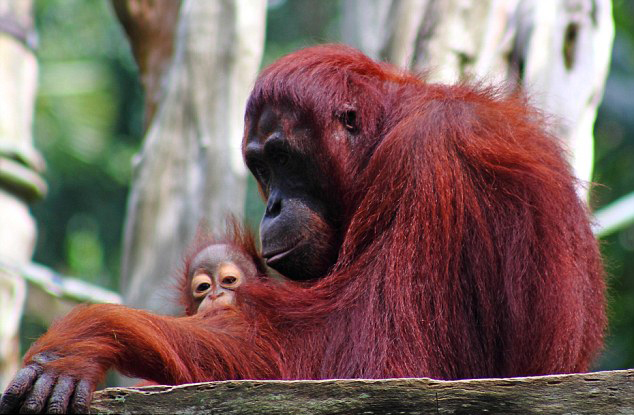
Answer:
0, 44, 605, 414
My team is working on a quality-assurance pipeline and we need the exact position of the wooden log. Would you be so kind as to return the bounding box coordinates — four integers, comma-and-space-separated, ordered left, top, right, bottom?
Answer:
91, 369, 634, 415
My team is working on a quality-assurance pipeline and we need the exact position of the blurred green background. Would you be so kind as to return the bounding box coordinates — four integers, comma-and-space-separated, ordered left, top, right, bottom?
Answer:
23, 0, 634, 370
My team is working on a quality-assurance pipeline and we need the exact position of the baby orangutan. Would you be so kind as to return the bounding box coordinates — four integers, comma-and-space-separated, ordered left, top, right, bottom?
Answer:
133, 223, 268, 387
182, 239, 263, 315
177, 222, 267, 316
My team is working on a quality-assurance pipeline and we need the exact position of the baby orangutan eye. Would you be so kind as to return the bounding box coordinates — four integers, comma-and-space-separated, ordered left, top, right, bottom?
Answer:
191, 273, 213, 298
221, 276, 237, 286
217, 263, 243, 289
196, 282, 211, 292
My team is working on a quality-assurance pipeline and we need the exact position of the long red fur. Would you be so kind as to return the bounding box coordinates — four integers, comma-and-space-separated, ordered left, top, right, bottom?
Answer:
23, 44, 605, 386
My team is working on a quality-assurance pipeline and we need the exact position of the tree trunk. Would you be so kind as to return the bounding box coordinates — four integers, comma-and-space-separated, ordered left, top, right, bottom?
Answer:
0, 0, 46, 389
118, 0, 266, 315
342, 0, 614, 201
111, 0, 182, 129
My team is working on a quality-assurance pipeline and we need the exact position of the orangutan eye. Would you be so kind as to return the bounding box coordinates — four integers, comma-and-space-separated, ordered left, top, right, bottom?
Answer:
272, 151, 290, 167
196, 282, 211, 293
251, 162, 270, 185
192, 273, 213, 297
339, 110, 359, 134
221, 276, 237, 286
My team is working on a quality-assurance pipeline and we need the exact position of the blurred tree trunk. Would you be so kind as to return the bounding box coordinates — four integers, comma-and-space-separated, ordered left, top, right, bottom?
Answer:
115, 0, 266, 315
342, 0, 614, 201
0, 0, 46, 389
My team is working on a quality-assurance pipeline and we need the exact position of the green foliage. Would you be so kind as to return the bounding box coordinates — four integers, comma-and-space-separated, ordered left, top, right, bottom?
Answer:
32, 0, 143, 290
263, 0, 341, 66
592, 0, 634, 371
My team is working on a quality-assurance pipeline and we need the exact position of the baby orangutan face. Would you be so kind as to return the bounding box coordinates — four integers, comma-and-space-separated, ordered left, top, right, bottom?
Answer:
188, 244, 257, 313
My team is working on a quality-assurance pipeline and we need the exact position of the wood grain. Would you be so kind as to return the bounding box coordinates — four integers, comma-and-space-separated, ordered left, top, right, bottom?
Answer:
92, 369, 634, 415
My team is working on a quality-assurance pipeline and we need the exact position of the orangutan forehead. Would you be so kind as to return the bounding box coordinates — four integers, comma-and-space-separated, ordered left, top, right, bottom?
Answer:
253, 106, 300, 139
246, 45, 391, 114
191, 244, 256, 276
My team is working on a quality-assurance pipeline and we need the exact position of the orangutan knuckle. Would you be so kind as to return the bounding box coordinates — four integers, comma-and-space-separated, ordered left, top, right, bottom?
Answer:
47, 400, 66, 414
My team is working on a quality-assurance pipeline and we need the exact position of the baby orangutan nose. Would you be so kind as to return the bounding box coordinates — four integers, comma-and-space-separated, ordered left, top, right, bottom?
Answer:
198, 291, 232, 312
